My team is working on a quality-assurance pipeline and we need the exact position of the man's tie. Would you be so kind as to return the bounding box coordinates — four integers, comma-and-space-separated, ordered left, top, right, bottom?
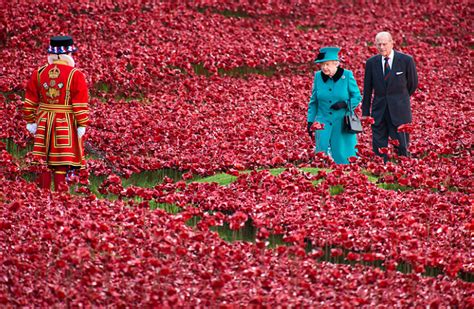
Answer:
384, 57, 391, 80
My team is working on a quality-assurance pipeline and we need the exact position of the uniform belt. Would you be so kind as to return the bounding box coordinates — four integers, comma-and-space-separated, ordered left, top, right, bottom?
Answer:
39, 103, 73, 113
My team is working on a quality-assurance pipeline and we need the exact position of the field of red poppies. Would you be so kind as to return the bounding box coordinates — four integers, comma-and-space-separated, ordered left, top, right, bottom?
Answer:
1, 0, 473, 307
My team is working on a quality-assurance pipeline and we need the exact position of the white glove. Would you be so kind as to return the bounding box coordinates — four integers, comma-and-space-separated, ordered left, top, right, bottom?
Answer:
26, 123, 37, 135
77, 127, 86, 138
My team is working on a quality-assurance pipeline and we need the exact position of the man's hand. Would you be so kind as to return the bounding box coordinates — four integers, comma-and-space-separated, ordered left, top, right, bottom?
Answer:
330, 101, 348, 110
77, 127, 86, 138
26, 123, 37, 135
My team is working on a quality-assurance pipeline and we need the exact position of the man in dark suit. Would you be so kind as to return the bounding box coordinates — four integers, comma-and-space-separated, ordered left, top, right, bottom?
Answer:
362, 31, 418, 161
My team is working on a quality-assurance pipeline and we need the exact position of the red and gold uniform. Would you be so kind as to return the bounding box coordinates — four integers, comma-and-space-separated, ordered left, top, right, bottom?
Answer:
23, 61, 89, 168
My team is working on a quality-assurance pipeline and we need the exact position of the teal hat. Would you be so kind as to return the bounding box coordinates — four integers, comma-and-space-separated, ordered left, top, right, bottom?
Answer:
314, 46, 341, 63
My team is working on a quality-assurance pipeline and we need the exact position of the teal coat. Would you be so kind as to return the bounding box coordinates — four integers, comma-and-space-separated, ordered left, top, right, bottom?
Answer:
307, 68, 362, 164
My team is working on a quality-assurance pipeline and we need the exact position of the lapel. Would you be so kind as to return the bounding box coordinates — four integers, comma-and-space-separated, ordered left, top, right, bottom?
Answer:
374, 54, 384, 88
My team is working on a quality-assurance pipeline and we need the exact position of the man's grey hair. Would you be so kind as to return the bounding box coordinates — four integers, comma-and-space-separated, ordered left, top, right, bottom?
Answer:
375, 32, 393, 42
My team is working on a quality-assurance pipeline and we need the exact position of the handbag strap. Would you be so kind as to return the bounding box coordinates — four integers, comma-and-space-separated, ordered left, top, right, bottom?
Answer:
345, 72, 353, 116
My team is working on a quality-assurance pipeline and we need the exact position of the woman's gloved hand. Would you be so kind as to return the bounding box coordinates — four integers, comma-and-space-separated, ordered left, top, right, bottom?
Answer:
26, 123, 37, 135
77, 127, 86, 138
330, 101, 348, 110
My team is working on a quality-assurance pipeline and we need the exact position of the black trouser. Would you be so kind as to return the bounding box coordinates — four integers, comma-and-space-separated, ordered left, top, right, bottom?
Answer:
372, 107, 409, 162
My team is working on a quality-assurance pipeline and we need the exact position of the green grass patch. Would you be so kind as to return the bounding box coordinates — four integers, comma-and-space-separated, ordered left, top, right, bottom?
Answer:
85, 168, 184, 198
20, 172, 36, 183
149, 200, 181, 214
186, 217, 290, 247
197, 7, 251, 18
2, 138, 32, 159
194, 167, 326, 186
377, 183, 411, 192
87, 174, 107, 198
361, 170, 379, 183
296, 24, 325, 32
192, 63, 212, 77
185, 216, 201, 227
211, 220, 256, 242
122, 169, 184, 188
362, 171, 414, 191
330, 185, 344, 195
193, 173, 238, 186
166, 65, 187, 74
94, 81, 110, 93
217, 9, 251, 18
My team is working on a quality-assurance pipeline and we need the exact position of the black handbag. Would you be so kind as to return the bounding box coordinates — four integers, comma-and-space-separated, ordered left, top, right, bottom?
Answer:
344, 112, 363, 134
342, 79, 363, 133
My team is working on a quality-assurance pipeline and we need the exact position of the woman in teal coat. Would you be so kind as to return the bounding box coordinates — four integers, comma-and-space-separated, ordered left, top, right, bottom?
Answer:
307, 46, 362, 164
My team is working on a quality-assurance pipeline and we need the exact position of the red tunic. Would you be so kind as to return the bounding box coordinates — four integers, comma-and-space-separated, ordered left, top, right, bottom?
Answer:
23, 61, 89, 168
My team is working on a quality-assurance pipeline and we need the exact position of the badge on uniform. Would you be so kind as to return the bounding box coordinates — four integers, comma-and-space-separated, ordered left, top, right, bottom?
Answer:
48, 66, 60, 79
46, 66, 62, 98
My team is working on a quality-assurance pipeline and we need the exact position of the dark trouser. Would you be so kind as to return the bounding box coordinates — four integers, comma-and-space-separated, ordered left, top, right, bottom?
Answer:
372, 108, 409, 162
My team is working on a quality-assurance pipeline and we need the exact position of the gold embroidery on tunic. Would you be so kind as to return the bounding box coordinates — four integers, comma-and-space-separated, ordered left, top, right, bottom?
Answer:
46, 87, 60, 98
